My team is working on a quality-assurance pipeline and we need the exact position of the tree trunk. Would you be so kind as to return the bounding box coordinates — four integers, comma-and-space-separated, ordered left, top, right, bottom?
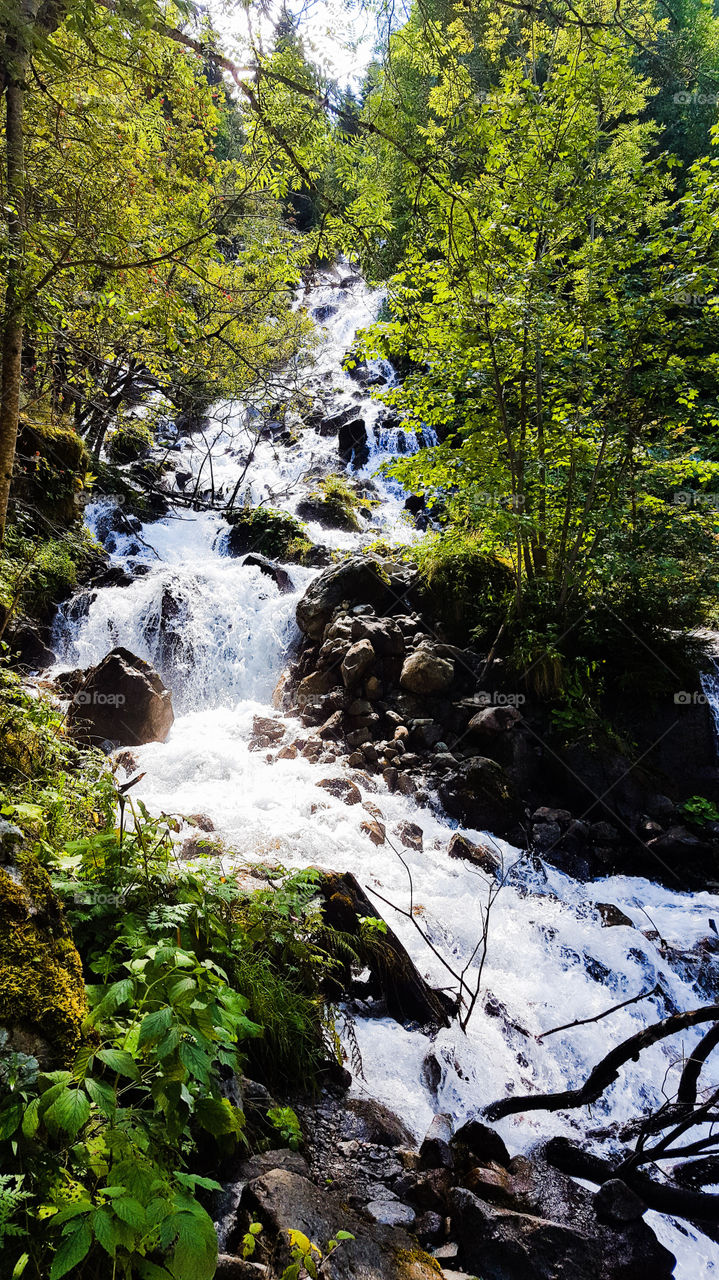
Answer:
0, 72, 26, 545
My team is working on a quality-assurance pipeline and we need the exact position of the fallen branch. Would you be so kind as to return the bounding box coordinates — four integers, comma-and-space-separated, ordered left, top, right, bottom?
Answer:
485, 1004, 719, 1121
538, 983, 659, 1041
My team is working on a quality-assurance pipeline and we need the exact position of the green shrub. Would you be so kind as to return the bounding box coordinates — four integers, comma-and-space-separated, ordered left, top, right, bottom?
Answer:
413, 530, 514, 644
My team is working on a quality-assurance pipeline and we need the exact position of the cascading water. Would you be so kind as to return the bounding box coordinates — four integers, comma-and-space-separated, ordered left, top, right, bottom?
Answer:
52, 267, 719, 1277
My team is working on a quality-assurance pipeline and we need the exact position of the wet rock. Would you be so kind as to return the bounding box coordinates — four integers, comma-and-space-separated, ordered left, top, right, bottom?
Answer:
339, 1099, 415, 1149
419, 1114, 454, 1170
596, 902, 634, 928
296, 669, 339, 711
319, 710, 345, 740
67, 647, 174, 747
243, 554, 294, 593
447, 833, 499, 874
532, 806, 572, 826
594, 1179, 646, 1225
396, 821, 423, 852
439, 757, 521, 835
414, 1211, 443, 1244
317, 777, 362, 805
251, 716, 285, 745
361, 819, 386, 845
532, 820, 562, 852
338, 418, 369, 468
409, 1168, 453, 1212
216, 1256, 268, 1279
5, 622, 57, 671
277, 744, 298, 760
342, 639, 376, 688
247, 1170, 438, 1279
296, 557, 395, 641
449, 1185, 674, 1280
452, 1119, 511, 1169
187, 812, 215, 832
351, 617, 405, 657
400, 644, 454, 695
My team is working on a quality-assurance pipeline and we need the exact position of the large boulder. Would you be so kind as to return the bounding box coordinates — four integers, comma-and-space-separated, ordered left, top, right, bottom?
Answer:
0, 820, 87, 1064
400, 644, 454, 695
337, 418, 369, 468
66, 647, 174, 747
246, 1169, 439, 1280
439, 756, 522, 836
296, 557, 394, 641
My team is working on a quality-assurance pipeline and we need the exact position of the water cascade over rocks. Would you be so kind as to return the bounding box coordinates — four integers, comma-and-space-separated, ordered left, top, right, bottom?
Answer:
52, 265, 719, 1277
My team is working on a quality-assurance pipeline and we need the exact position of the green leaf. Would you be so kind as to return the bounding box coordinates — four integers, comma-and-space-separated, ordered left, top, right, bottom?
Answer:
50, 1221, 92, 1280
92, 1206, 119, 1257
0, 1099, 23, 1140
85, 1076, 117, 1116
96, 1048, 140, 1080
195, 1096, 242, 1137
112, 1196, 146, 1230
45, 1087, 91, 1138
138, 1007, 173, 1047
12, 1253, 29, 1279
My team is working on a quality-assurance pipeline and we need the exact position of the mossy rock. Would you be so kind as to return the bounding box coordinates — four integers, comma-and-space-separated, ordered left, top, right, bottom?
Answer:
418, 544, 514, 644
222, 505, 315, 564
14, 416, 90, 526
0, 821, 87, 1064
106, 419, 154, 464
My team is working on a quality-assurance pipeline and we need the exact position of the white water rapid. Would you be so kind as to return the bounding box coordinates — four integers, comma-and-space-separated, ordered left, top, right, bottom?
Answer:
53, 267, 719, 1277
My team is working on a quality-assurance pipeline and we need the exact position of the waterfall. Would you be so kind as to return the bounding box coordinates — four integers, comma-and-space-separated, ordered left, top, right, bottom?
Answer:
51, 267, 719, 1277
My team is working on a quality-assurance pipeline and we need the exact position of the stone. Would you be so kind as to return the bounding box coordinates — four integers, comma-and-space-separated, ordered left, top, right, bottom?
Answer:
439, 757, 521, 835
532, 820, 562, 851
366, 1200, 416, 1228
296, 556, 395, 641
414, 1211, 443, 1244
361, 819, 386, 846
594, 1178, 646, 1225
452, 1119, 511, 1168
341, 639, 376, 688
397, 774, 417, 796
238, 1149, 310, 1180
251, 716, 285, 744
449, 1186, 674, 1280
66, 646, 173, 747
419, 1114, 454, 1170
351, 617, 405, 657
342, 1098, 415, 1148
396, 821, 423, 851
347, 727, 372, 747
595, 902, 634, 929
277, 744, 298, 760
338, 418, 369, 468
365, 675, 382, 700
246, 1170, 440, 1279
447, 833, 499, 874
187, 812, 215, 832
467, 705, 523, 735
400, 645, 454, 695
320, 871, 453, 1026
318, 710, 345, 740
317, 777, 362, 805
532, 806, 572, 826
242, 553, 294, 593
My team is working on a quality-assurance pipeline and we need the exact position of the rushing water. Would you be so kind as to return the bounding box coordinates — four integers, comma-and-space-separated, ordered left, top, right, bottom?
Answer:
53, 267, 719, 1276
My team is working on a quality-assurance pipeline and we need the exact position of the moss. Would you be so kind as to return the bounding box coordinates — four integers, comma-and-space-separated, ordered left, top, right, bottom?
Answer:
14, 415, 90, 526
415, 533, 514, 644
224, 505, 314, 564
0, 521, 103, 623
0, 850, 87, 1063
106, 419, 153, 464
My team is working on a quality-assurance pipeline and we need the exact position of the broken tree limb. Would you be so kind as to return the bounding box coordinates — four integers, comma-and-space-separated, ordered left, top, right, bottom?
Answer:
484, 1004, 719, 1121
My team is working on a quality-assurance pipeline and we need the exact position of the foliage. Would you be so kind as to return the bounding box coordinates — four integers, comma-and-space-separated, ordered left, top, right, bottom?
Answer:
679, 794, 719, 827
223, 505, 314, 564
0, 518, 101, 625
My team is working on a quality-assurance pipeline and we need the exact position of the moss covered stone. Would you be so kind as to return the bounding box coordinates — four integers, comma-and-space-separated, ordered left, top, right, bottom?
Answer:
15, 415, 90, 525
0, 821, 87, 1064
223, 505, 315, 564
